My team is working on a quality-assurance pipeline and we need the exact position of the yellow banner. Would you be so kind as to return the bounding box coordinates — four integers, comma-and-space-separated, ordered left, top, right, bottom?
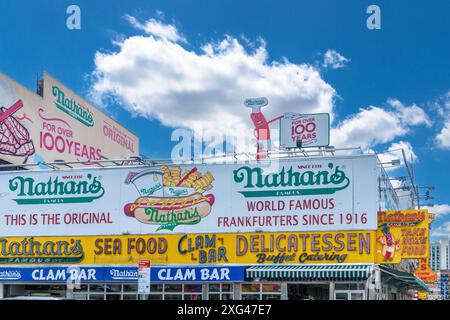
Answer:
0, 231, 376, 265
376, 210, 429, 264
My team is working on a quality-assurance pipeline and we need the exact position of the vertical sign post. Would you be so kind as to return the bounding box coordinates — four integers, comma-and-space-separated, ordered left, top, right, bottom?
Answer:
244, 97, 270, 160
138, 260, 151, 299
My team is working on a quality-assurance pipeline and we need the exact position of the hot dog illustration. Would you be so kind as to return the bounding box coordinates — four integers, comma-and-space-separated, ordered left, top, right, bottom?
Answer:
124, 193, 215, 224
124, 166, 215, 231
378, 224, 400, 261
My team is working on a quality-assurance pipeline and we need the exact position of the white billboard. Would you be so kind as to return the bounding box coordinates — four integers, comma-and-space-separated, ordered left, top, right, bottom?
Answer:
279, 113, 330, 149
0, 155, 378, 236
0, 72, 139, 166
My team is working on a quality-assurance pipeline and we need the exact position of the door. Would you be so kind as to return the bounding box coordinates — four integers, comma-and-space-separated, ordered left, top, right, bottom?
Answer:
334, 290, 366, 300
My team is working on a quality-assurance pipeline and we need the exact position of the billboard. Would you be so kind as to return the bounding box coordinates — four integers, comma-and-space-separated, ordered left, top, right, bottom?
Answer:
279, 113, 330, 149
0, 155, 378, 236
0, 72, 139, 166
0, 231, 376, 265
376, 210, 429, 264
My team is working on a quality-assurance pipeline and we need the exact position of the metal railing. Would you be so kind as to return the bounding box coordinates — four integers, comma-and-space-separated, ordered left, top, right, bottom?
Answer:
0, 146, 366, 172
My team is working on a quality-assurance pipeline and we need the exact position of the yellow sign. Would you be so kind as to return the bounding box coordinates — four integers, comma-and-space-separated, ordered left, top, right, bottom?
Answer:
376, 210, 429, 264
417, 291, 428, 300
0, 231, 376, 265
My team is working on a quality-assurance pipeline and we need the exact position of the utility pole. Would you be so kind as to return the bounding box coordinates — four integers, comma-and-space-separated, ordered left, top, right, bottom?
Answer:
401, 149, 419, 209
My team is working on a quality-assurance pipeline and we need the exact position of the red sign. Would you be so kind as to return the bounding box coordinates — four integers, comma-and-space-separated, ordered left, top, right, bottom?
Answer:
414, 258, 437, 283
138, 260, 151, 294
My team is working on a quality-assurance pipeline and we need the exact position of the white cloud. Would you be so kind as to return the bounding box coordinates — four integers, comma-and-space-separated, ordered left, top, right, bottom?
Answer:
331, 107, 407, 149
323, 49, 349, 69
91, 17, 336, 152
434, 90, 450, 149
431, 221, 450, 239
387, 98, 431, 127
331, 100, 429, 150
436, 121, 450, 149
423, 204, 450, 218
378, 140, 417, 164
124, 15, 186, 42
91, 17, 430, 158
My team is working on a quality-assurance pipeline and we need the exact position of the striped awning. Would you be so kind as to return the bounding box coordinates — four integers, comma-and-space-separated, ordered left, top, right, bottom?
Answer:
246, 264, 374, 281
379, 265, 429, 292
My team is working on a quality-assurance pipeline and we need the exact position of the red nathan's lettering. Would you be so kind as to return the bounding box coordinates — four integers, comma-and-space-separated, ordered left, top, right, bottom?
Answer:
63, 212, 113, 224
302, 213, 335, 226
289, 198, 335, 210
217, 215, 299, 228
4, 214, 27, 226
39, 131, 102, 160
246, 198, 335, 212
246, 200, 285, 211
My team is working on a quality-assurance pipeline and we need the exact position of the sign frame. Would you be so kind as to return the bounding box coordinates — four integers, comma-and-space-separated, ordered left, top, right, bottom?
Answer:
279, 112, 330, 149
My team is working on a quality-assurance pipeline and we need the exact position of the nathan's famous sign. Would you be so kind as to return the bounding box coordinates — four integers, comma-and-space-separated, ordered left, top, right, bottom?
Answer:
0, 237, 84, 264
376, 210, 429, 264
0, 71, 138, 166
0, 156, 378, 237
8, 173, 104, 205
0, 231, 376, 265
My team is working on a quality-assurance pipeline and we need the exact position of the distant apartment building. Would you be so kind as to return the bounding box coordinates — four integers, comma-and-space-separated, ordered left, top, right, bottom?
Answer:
431, 240, 450, 271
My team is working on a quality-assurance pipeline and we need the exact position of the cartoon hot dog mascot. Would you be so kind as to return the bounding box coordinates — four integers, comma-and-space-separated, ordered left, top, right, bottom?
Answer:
378, 224, 400, 261
124, 166, 215, 231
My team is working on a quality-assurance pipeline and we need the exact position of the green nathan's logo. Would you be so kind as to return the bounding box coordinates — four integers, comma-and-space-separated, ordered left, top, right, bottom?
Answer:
9, 174, 105, 205
233, 163, 350, 198
52, 85, 94, 127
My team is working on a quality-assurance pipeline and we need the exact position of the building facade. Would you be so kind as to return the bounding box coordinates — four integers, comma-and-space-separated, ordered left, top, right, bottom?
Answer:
430, 240, 450, 271
0, 71, 431, 300
0, 154, 429, 300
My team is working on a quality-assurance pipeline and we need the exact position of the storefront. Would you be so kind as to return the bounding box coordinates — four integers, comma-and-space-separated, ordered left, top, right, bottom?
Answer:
0, 151, 432, 300
245, 264, 373, 300
0, 263, 427, 300
0, 265, 245, 300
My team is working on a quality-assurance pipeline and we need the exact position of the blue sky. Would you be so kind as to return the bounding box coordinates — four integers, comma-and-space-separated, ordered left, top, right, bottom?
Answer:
0, 0, 449, 241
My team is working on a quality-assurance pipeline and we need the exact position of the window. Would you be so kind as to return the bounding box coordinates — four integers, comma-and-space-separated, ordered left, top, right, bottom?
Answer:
207, 284, 234, 300
71, 284, 141, 300
71, 283, 206, 300
335, 283, 365, 290
146, 284, 203, 300
241, 283, 281, 300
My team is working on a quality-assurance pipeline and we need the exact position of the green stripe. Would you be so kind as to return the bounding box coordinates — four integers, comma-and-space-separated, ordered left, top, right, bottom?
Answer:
246, 264, 373, 281
54, 102, 94, 127
238, 184, 349, 198
13, 195, 102, 205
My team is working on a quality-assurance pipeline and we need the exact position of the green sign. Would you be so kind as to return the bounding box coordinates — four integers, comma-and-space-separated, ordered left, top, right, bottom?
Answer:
233, 162, 350, 198
9, 174, 105, 205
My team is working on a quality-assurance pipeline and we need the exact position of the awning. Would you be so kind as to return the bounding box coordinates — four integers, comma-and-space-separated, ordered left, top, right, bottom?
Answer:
246, 264, 374, 281
379, 265, 429, 292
